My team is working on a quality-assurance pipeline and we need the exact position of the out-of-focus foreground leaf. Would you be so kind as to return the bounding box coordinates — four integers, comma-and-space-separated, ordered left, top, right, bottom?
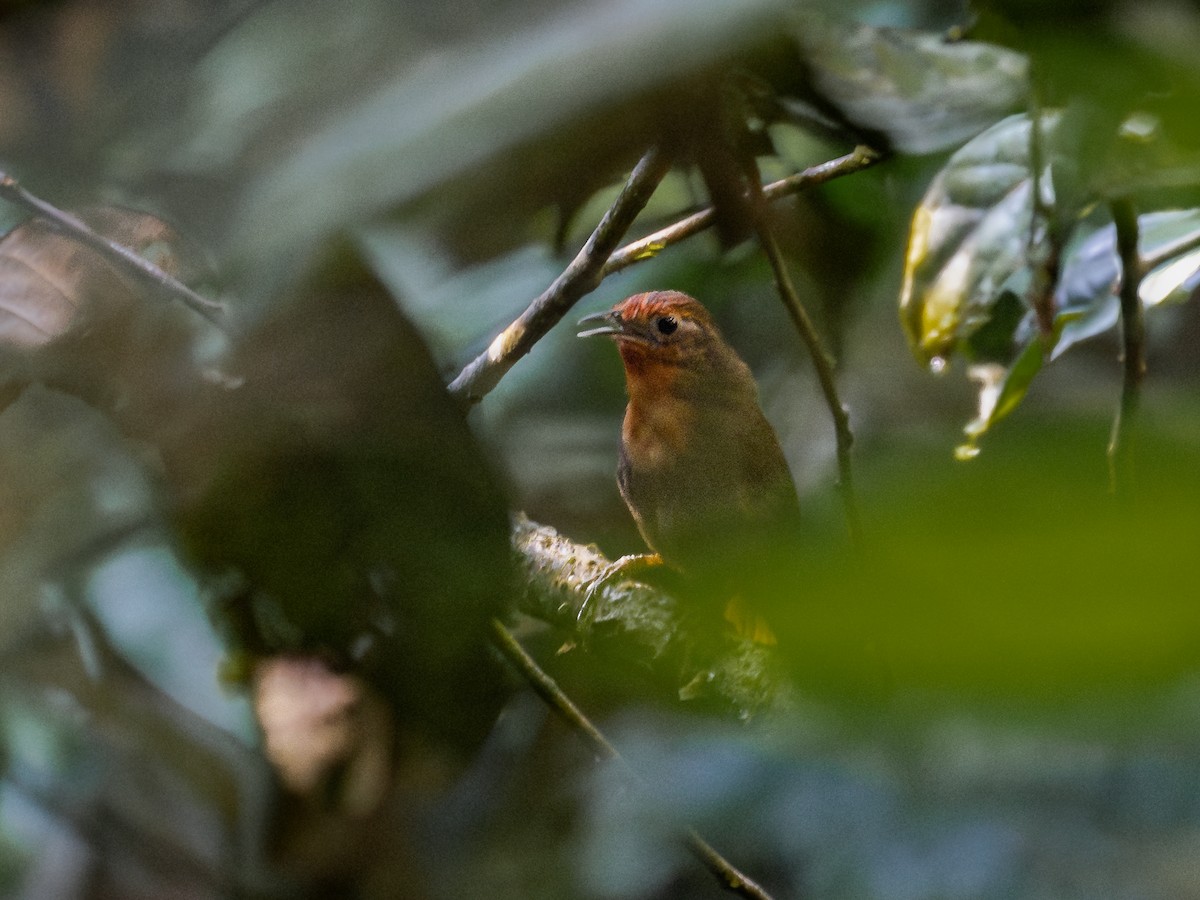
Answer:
772, 422, 1200, 705
0, 208, 517, 895
165, 244, 514, 758
181, 0, 791, 265
1, 621, 281, 899
786, 11, 1029, 154
151, 0, 1032, 280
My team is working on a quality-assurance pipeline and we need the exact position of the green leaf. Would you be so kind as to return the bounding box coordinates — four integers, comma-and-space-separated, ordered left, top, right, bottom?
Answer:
1054, 210, 1200, 359
956, 336, 1045, 460
900, 112, 1060, 367
790, 12, 1029, 154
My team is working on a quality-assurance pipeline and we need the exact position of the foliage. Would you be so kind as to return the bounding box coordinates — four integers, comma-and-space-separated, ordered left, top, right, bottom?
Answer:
1, 1, 1200, 899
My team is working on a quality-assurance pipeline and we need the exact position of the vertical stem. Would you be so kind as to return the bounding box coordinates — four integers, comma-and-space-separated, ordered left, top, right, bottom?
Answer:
756, 220, 863, 546
1107, 197, 1146, 499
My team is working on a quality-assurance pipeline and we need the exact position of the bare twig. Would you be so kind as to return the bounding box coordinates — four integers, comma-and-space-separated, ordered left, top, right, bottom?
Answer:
755, 220, 863, 545
449, 145, 881, 405
1107, 197, 1146, 498
0, 171, 226, 328
489, 618, 778, 900
603, 145, 881, 277
449, 146, 674, 404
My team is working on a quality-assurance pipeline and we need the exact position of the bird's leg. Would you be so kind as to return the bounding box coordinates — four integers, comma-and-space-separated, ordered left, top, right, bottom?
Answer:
577, 552, 664, 626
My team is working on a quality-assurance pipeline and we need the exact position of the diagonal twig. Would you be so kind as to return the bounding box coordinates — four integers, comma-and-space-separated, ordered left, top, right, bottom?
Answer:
603, 144, 881, 277
0, 171, 226, 328
448, 145, 881, 405
489, 618, 778, 900
1107, 197, 1146, 499
755, 217, 863, 546
448, 146, 674, 404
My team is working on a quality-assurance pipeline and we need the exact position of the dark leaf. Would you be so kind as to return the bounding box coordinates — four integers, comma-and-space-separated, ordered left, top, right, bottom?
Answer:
167, 243, 514, 756
790, 12, 1029, 155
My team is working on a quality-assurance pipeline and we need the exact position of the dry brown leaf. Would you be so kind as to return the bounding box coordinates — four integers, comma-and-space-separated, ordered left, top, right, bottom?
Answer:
0, 207, 184, 350
254, 655, 395, 815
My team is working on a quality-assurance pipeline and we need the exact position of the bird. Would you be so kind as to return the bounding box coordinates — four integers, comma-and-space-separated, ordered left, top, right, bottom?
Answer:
578, 290, 802, 642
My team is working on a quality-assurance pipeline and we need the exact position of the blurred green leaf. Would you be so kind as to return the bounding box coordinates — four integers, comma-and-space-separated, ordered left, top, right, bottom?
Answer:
777, 420, 1200, 704
223, 0, 789, 262
789, 11, 1029, 154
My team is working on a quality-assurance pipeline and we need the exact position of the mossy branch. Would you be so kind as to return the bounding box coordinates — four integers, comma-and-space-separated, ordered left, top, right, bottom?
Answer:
509, 514, 788, 721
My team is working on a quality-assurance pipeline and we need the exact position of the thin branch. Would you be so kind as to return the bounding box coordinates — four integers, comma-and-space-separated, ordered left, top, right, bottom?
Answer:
0, 171, 226, 328
1107, 197, 1146, 498
449, 146, 674, 404
603, 145, 882, 277
490, 618, 620, 760
489, 618, 778, 900
448, 145, 881, 405
755, 219, 863, 546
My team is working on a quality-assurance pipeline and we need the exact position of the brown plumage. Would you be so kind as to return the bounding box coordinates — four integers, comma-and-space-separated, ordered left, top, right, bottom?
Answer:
579, 290, 801, 639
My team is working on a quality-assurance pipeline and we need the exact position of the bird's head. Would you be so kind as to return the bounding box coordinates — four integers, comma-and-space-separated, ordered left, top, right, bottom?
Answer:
577, 291, 746, 391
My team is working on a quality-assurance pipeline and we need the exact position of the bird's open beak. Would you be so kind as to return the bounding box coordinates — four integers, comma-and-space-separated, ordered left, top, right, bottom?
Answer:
577, 309, 623, 339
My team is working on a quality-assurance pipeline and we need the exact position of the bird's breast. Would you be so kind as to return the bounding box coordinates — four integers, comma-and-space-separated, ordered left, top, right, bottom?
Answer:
617, 382, 800, 579
621, 393, 693, 469
619, 394, 738, 565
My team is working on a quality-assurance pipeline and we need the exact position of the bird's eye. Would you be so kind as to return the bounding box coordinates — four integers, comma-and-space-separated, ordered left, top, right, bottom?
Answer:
656, 316, 678, 335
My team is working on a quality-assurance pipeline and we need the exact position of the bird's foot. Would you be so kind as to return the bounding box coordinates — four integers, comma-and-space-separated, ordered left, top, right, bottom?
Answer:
723, 594, 778, 646
577, 552, 664, 627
